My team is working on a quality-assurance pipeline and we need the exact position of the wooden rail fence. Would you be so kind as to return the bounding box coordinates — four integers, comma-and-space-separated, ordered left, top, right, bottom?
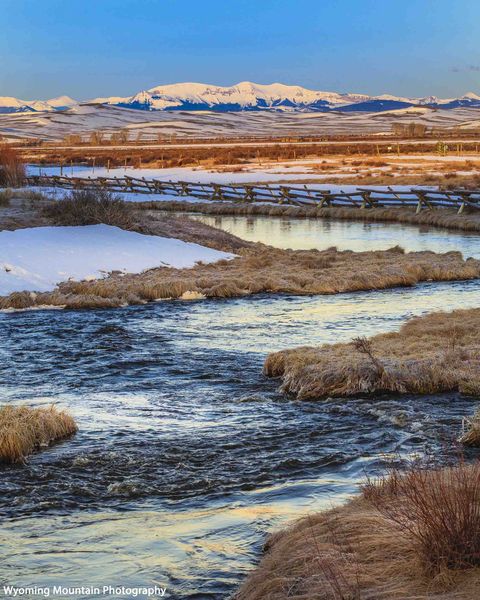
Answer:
26, 174, 480, 214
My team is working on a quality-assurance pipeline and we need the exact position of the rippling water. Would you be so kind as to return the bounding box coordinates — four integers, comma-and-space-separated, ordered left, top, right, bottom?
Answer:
1, 218, 480, 599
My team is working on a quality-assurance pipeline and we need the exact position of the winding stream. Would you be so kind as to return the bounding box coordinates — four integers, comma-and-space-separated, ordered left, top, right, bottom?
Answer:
1, 216, 480, 599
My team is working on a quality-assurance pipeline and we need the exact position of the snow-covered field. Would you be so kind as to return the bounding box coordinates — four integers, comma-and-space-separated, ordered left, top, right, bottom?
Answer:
3, 103, 480, 141
29, 163, 334, 184
0, 225, 234, 296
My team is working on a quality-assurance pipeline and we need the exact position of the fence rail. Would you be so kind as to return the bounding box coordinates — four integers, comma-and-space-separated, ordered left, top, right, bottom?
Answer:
26, 174, 480, 214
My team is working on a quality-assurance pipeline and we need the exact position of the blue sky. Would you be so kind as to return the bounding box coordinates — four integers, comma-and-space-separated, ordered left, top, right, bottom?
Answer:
1, 0, 479, 100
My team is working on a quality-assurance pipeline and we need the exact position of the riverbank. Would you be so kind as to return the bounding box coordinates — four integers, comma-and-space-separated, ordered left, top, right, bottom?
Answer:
265, 307, 480, 399
0, 195, 253, 254
2, 244, 479, 309
236, 460, 480, 600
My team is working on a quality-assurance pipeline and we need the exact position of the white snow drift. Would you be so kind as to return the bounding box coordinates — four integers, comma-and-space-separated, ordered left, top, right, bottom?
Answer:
0, 225, 234, 296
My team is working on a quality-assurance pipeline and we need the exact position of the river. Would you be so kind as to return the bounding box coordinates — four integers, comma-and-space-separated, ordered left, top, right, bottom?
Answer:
1, 216, 479, 599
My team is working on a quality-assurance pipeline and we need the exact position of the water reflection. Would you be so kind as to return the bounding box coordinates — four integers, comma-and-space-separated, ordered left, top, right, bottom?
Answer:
191, 214, 480, 257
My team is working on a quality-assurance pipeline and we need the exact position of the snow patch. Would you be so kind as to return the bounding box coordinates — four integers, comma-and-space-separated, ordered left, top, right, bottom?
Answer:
0, 225, 235, 295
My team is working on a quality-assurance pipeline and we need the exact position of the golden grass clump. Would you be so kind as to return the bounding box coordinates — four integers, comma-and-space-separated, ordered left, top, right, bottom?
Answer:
1, 245, 479, 310
264, 307, 480, 399
0, 405, 78, 464
236, 460, 480, 600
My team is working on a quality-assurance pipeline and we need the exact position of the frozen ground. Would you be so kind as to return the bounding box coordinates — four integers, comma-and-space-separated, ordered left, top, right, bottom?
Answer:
0, 225, 234, 295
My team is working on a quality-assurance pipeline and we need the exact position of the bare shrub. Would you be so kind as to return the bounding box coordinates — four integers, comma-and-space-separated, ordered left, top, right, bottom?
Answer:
352, 336, 386, 374
0, 144, 25, 187
43, 189, 135, 229
0, 188, 13, 206
459, 409, 480, 446
363, 460, 480, 574
0, 404, 77, 464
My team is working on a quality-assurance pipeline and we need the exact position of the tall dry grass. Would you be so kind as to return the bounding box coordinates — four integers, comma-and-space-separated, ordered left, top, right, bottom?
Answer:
264, 307, 480, 399
1, 246, 478, 310
364, 461, 480, 574
43, 189, 136, 229
236, 459, 480, 600
0, 144, 26, 187
0, 405, 77, 464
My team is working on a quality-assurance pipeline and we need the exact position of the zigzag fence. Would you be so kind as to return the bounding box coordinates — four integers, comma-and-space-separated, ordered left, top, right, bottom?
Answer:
26, 174, 480, 214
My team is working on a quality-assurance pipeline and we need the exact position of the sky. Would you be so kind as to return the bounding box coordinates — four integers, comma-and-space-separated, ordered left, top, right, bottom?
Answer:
1, 0, 479, 100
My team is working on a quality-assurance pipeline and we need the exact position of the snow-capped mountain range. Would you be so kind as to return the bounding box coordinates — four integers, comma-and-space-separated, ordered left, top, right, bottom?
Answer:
2, 83, 480, 114
0, 95, 78, 114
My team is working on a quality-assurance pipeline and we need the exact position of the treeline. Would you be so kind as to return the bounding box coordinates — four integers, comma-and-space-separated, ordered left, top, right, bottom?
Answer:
392, 122, 429, 137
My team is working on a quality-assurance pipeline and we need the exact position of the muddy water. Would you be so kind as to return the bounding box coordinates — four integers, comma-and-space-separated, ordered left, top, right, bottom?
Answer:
2, 219, 480, 599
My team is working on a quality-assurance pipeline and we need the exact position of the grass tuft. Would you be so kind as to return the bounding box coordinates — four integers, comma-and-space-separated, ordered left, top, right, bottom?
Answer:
0, 404, 77, 464
459, 408, 480, 446
43, 189, 136, 229
0, 188, 13, 206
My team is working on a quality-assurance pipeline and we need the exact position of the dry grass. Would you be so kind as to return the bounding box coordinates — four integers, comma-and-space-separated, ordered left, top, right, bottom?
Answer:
1, 245, 479, 310
0, 144, 25, 187
0, 195, 54, 231
236, 460, 480, 600
264, 307, 480, 399
0, 404, 77, 464
148, 201, 480, 234
42, 189, 136, 229
459, 408, 480, 446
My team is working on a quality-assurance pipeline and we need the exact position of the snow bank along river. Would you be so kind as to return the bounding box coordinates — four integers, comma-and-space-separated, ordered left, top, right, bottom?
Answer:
1, 220, 480, 598
0, 225, 233, 296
